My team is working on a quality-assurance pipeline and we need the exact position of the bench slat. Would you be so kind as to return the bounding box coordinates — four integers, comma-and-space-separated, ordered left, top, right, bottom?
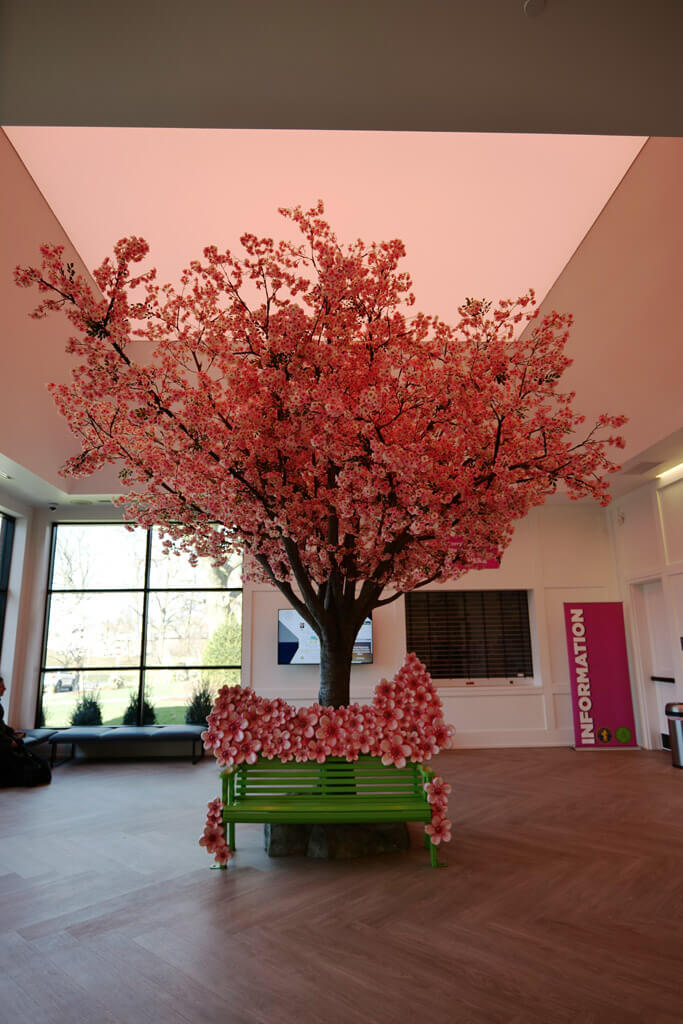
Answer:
224, 810, 432, 824
237, 781, 421, 793
237, 782, 419, 790
237, 760, 415, 772
238, 779, 418, 789
224, 800, 431, 822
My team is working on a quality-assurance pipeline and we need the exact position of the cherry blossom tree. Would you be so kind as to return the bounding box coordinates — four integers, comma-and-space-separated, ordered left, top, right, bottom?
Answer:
15, 203, 626, 707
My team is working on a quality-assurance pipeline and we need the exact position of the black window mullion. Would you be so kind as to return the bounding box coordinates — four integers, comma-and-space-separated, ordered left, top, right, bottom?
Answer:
0, 514, 15, 660
137, 527, 154, 726
46, 586, 240, 594
41, 662, 242, 673
0, 514, 15, 588
35, 524, 58, 727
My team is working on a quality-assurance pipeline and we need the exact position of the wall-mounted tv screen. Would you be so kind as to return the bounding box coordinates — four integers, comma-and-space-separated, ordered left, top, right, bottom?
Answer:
278, 610, 373, 665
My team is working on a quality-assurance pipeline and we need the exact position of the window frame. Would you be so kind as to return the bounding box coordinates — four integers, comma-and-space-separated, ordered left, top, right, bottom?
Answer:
37, 521, 242, 727
0, 513, 15, 658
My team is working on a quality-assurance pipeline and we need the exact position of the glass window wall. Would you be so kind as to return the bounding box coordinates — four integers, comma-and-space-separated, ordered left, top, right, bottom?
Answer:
38, 524, 241, 728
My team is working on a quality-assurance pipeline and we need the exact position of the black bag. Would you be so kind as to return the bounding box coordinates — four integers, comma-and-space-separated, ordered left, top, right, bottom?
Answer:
0, 738, 52, 788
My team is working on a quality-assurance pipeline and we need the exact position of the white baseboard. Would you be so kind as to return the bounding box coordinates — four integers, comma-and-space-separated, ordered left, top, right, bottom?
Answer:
452, 727, 574, 749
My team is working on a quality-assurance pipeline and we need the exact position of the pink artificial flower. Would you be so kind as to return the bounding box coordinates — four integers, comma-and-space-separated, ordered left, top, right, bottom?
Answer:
236, 732, 262, 764
376, 703, 404, 732
424, 776, 451, 803
214, 844, 233, 866
295, 707, 318, 738
199, 822, 224, 848
271, 727, 292, 751
202, 727, 222, 750
413, 688, 434, 713
206, 797, 224, 823
431, 719, 454, 749
316, 714, 346, 750
425, 815, 452, 845
375, 679, 395, 700
307, 739, 329, 763
344, 706, 365, 731
379, 735, 412, 769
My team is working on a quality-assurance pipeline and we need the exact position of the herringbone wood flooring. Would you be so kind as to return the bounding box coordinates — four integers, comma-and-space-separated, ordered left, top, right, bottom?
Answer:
1, 748, 682, 1023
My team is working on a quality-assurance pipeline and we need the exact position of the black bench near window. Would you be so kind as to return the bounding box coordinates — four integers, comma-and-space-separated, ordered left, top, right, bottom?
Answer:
48, 724, 206, 765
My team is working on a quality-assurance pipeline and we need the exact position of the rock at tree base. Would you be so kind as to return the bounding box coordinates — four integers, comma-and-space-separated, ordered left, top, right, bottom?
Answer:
263, 823, 310, 857
264, 822, 410, 859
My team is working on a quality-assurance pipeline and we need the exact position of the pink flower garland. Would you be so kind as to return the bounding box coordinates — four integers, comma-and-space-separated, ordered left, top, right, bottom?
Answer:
199, 797, 233, 866
424, 777, 453, 845
200, 653, 454, 862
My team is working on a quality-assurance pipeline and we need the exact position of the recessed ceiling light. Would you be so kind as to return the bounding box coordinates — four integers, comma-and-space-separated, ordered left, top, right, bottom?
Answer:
523, 0, 546, 16
0, 469, 12, 480
657, 462, 683, 482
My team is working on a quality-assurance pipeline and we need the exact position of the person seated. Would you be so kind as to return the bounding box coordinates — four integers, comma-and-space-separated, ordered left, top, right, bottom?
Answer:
0, 676, 51, 787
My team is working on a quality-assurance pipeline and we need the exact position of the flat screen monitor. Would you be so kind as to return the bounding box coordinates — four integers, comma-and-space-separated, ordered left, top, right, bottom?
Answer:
277, 610, 373, 665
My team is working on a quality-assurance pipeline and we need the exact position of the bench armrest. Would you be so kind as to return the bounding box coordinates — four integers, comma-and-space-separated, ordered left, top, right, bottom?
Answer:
416, 762, 435, 786
220, 767, 235, 806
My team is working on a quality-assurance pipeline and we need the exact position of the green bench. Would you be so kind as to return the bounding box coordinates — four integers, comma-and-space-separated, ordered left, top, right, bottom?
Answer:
219, 754, 441, 867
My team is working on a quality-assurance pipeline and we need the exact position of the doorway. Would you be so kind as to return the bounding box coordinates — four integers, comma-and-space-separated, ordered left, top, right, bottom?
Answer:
631, 578, 675, 749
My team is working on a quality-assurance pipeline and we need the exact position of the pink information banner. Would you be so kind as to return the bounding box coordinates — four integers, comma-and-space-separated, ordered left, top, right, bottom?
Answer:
564, 602, 638, 749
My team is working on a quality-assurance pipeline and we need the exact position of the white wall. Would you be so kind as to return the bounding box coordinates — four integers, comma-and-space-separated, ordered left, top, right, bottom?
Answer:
4, 503, 123, 728
245, 500, 619, 748
610, 474, 683, 749
7, 493, 663, 751
0, 484, 34, 721
0, 129, 121, 497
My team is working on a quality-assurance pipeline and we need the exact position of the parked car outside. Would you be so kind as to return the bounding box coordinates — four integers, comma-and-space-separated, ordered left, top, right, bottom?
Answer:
52, 672, 80, 693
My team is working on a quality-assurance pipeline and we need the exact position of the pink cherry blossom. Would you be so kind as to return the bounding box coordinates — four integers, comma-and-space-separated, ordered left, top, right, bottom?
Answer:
426, 815, 452, 845
379, 734, 413, 769
375, 679, 395, 700
214, 845, 233, 866
15, 204, 626, 711
424, 776, 452, 803
316, 714, 347, 750
295, 707, 319, 738
376, 702, 404, 732
199, 799, 234, 864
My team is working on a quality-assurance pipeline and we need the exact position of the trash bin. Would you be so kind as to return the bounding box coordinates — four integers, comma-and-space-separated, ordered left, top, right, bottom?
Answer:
665, 703, 683, 768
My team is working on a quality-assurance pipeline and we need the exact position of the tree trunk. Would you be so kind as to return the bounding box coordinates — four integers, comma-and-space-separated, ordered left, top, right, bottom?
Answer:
318, 632, 356, 708
267, 602, 408, 858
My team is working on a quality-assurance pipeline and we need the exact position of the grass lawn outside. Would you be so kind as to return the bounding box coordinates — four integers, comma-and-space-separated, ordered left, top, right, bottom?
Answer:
41, 688, 211, 728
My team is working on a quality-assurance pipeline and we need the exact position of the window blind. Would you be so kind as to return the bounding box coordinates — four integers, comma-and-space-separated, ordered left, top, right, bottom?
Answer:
405, 590, 533, 679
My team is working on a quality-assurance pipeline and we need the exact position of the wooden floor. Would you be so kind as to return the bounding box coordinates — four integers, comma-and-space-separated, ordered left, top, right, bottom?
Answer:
2, 747, 682, 1024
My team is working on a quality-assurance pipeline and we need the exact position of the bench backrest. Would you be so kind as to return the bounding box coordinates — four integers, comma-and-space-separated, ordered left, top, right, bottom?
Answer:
234, 755, 424, 800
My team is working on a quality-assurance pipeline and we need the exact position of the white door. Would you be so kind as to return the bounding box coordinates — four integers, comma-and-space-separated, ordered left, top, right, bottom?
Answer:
632, 578, 675, 748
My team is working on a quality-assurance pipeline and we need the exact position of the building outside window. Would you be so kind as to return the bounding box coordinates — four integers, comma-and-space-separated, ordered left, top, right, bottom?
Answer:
0, 512, 15, 658
38, 523, 241, 728
405, 589, 533, 682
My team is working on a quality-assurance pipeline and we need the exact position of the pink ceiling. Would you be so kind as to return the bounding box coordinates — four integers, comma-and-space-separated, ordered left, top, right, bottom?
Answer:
4, 127, 662, 505
6, 128, 644, 323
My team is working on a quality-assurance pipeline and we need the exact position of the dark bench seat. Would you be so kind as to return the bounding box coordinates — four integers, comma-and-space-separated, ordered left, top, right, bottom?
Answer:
22, 728, 59, 748
220, 755, 440, 867
49, 724, 205, 764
